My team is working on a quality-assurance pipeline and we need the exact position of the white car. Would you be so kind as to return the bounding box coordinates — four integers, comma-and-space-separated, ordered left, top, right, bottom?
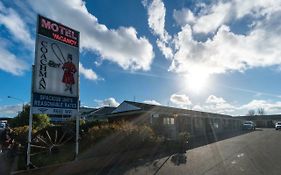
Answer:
242, 121, 256, 130
275, 122, 281, 130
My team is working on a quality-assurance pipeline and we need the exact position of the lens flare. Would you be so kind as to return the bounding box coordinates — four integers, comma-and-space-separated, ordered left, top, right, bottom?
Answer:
185, 72, 209, 93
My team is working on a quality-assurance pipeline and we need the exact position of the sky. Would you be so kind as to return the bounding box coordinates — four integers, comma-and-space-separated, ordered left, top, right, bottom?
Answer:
0, 0, 281, 117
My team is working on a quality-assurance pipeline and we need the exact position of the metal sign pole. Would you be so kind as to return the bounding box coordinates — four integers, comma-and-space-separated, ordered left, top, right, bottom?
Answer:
75, 113, 79, 159
26, 107, 33, 168
75, 31, 81, 159
27, 65, 35, 168
75, 71, 80, 160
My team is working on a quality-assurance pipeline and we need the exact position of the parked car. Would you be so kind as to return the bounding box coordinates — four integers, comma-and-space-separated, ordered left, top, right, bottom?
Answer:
242, 121, 256, 130
275, 122, 281, 130
0, 122, 6, 129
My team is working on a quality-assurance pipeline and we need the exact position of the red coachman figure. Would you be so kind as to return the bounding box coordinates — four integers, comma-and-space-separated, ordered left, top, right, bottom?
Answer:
62, 54, 77, 94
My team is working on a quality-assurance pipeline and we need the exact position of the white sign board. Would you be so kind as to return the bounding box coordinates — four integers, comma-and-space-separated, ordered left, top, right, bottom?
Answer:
32, 15, 79, 115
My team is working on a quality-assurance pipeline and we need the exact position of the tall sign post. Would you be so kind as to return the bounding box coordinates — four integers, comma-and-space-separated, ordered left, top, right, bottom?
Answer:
28, 15, 80, 167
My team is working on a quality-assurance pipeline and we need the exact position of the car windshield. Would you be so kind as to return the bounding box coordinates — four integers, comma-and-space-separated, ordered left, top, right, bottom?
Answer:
244, 122, 252, 124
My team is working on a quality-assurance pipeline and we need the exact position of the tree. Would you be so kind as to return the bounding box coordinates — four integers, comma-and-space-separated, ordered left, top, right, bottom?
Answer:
247, 109, 255, 116
257, 108, 265, 115
9, 104, 50, 130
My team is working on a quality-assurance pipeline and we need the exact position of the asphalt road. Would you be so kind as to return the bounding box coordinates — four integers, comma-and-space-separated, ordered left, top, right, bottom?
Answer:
124, 128, 281, 175
12, 128, 281, 175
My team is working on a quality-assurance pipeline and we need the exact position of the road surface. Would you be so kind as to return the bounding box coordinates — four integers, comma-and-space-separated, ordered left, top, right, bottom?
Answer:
13, 128, 281, 175
124, 128, 281, 175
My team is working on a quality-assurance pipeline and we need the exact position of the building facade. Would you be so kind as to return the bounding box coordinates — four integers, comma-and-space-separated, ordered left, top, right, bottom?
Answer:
239, 115, 281, 128
106, 101, 244, 139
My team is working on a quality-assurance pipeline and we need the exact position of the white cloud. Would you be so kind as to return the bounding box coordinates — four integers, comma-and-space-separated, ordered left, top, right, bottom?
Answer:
143, 0, 170, 41
0, 2, 31, 76
145, 0, 281, 78
191, 95, 281, 115
0, 104, 22, 117
193, 2, 232, 34
0, 43, 28, 75
79, 63, 101, 81
143, 100, 161, 105
240, 100, 281, 114
202, 95, 236, 114
233, 0, 281, 19
173, 8, 195, 26
170, 22, 281, 75
184, 95, 236, 115
143, 0, 173, 59
205, 102, 236, 115
0, 3, 33, 48
156, 40, 173, 59
27, 0, 154, 71
141, 94, 280, 115
170, 94, 192, 108
206, 95, 226, 104
174, 0, 281, 33
192, 104, 203, 111
95, 97, 120, 107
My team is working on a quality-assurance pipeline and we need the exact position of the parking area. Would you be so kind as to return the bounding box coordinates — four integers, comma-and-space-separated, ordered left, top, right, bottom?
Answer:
125, 128, 281, 175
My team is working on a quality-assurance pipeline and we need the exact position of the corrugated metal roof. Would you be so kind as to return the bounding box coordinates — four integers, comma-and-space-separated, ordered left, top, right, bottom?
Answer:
89, 107, 116, 116
110, 101, 234, 119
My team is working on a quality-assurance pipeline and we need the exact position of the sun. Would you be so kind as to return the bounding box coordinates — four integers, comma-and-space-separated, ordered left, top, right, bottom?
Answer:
185, 72, 209, 93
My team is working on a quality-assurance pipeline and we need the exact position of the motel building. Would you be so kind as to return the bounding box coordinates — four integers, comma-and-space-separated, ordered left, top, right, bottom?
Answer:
85, 101, 244, 140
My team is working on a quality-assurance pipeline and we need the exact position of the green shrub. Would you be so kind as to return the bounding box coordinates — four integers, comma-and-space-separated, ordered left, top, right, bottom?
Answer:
32, 114, 50, 130
87, 122, 159, 148
87, 121, 122, 140
12, 125, 37, 144
9, 105, 50, 130
80, 120, 106, 133
134, 125, 155, 141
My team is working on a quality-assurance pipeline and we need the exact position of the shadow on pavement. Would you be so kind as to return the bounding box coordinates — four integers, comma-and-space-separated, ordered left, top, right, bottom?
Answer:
12, 129, 258, 175
188, 129, 255, 150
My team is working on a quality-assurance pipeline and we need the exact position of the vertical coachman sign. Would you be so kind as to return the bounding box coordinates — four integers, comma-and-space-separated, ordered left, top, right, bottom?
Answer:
32, 15, 79, 116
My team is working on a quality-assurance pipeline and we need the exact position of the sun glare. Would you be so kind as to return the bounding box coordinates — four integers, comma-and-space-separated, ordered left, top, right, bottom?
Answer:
185, 73, 209, 93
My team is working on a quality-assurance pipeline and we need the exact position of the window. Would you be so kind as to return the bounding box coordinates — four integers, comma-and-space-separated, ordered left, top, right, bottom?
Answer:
214, 119, 220, 129
163, 117, 174, 125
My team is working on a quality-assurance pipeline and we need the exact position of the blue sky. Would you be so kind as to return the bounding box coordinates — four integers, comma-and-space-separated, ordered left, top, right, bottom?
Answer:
1, 0, 281, 117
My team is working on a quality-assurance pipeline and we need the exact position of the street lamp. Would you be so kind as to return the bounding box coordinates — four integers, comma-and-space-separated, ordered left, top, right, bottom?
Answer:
7, 96, 25, 112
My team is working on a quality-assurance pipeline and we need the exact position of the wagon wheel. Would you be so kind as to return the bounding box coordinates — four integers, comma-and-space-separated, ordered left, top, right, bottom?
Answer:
30, 125, 75, 166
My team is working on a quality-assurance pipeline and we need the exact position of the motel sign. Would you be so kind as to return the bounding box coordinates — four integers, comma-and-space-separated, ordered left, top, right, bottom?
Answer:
32, 15, 80, 116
